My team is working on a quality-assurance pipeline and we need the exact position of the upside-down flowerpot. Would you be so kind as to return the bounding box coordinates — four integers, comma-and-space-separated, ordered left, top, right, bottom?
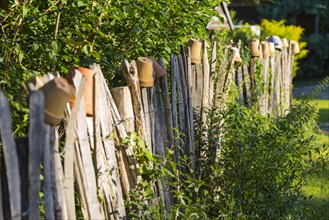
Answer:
268, 42, 276, 57
281, 38, 289, 48
186, 39, 201, 64
136, 57, 154, 87
150, 57, 166, 79
249, 39, 261, 57
67, 66, 96, 116
267, 35, 282, 50
230, 47, 242, 63
40, 77, 74, 125
261, 41, 270, 58
291, 41, 300, 54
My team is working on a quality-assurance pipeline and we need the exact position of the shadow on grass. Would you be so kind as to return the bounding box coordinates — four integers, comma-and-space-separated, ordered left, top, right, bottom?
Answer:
303, 170, 329, 220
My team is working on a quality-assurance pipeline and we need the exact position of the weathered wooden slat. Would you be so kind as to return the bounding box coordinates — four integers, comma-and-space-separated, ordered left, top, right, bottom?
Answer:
92, 65, 127, 218
76, 95, 104, 219
171, 55, 180, 164
243, 64, 251, 106
28, 91, 45, 220
175, 55, 188, 165
141, 88, 152, 152
0, 165, 3, 220
111, 87, 135, 133
121, 60, 145, 138
43, 124, 55, 220
14, 137, 28, 219
209, 41, 217, 105
269, 56, 276, 114
177, 54, 189, 158
0, 92, 21, 220
183, 49, 195, 170
63, 71, 86, 220
158, 58, 174, 150
50, 127, 67, 220
237, 66, 244, 103
110, 86, 137, 196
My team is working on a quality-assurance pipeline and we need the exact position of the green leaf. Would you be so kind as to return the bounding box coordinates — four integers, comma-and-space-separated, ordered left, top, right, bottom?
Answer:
51, 41, 58, 53
22, 5, 27, 17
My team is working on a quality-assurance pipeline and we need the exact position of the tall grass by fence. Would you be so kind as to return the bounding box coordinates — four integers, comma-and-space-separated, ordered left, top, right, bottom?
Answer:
0, 39, 296, 219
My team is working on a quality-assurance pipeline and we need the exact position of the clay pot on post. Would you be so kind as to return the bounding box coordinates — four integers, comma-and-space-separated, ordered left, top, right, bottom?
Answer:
136, 57, 154, 87
268, 42, 276, 57
261, 41, 270, 58
230, 47, 242, 63
40, 77, 74, 125
149, 57, 166, 79
66, 66, 96, 116
186, 39, 201, 64
249, 39, 261, 57
291, 41, 300, 54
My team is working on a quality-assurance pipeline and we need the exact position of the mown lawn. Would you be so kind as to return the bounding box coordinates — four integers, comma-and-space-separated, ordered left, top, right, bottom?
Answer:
302, 99, 329, 220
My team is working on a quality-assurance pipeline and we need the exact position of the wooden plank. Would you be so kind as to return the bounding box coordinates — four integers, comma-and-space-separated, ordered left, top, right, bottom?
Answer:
0, 92, 21, 220
75, 95, 104, 219
243, 64, 251, 106
43, 124, 55, 220
121, 60, 145, 138
177, 54, 189, 158
141, 88, 152, 152
111, 87, 135, 133
269, 56, 276, 114
63, 71, 86, 220
201, 42, 211, 119
0, 163, 3, 220
92, 65, 127, 218
183, 49, 195, 170
209, 41, 217, 105
171, 55, 180, 164
148, 87, 155, 154
15, 137, 28, 219
237, 66, 244, 103
50, 127, 68, 220
158, 58, 174, 149
28, 91, 45, 220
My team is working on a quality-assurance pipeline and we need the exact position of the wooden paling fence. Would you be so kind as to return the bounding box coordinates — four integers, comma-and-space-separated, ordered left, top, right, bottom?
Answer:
0, 39, 297, 219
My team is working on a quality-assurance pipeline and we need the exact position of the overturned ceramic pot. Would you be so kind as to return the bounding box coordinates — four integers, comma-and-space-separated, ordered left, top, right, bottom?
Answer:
268, 42, 276, 57
136, 57, 154, 87
249, 39, 261, 57
291, 41, 300, 54
230, 46, 242, 63
149, 57, 166, 79
66, 66, 96, 116
186, 39, 201, 64
267, 35, 282, 50
40, 77, 73, 125
261, 41, 270, 58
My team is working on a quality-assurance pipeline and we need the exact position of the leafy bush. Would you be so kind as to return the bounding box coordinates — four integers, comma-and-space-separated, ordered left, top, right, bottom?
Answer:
125, 92, 328, 219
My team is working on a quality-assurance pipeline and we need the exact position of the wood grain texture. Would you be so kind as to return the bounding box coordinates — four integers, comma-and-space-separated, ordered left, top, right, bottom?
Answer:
28, 91, 44, 220
0, 92, 21, 220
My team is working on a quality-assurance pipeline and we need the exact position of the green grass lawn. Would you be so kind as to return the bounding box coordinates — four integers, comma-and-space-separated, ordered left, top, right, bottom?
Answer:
302, 99, 329, 220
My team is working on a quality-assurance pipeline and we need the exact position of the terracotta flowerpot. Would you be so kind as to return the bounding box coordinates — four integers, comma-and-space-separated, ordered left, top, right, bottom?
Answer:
291, 41, 300, 54
150, 57, 166, 79
67, 66, 96, 116
40, 77, 74, 125
281, 38, 289, 48
261, 41, 269, 58
136, 57, 154, 87
268, 42, 276, 57
186, 39, 201, 64
230, 47, 242, 63
249, 39, 261, 57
